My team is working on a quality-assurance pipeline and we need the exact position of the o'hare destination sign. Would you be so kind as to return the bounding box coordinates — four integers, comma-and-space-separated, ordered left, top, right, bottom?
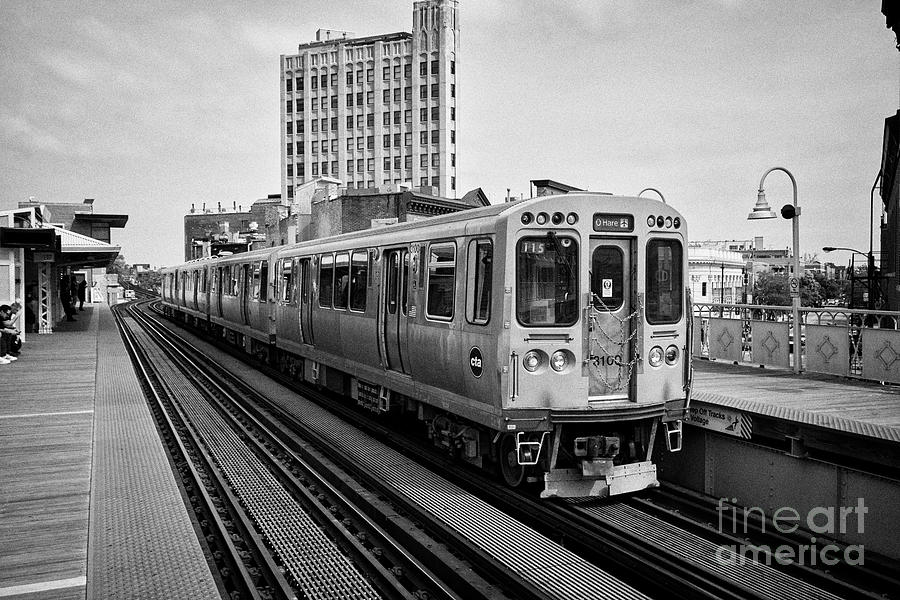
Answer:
686, 403, 752, 439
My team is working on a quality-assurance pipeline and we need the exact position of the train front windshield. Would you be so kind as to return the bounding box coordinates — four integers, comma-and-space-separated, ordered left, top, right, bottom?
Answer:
516, 236, 578, 326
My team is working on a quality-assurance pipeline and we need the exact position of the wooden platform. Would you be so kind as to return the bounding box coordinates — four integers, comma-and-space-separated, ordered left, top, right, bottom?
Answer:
0, 304, 219, 600
693, 359, 900, 443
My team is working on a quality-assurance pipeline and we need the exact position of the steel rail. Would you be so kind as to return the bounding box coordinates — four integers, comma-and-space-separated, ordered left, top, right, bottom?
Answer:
128, 301, 502, 600
111, 305, 270, 600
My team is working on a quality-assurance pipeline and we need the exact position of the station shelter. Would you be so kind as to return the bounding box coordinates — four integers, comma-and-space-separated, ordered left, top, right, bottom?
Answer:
0, 205, 123, 337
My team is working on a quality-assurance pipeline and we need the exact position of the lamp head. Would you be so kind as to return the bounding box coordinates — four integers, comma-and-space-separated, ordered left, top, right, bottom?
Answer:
747, 190, 777, 220
822, 247, 836, 253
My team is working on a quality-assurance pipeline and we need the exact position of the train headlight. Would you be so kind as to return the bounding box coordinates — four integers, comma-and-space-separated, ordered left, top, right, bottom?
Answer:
550, 350, 569, 372
536, 212, 549, 225
551, 212, 564, 225
648, 346, 664, 367
665, 345, 679, 365
566, 212, 578, 225
521, 213, 533, 225
656, 216, 664, 228
673, 217, 681, 229
523, 351, 542, 372
647, 215, 656, 227
665, 216, 673, 228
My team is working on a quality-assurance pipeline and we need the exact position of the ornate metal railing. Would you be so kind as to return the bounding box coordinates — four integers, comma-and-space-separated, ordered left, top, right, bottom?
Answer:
693, 302, 900, 381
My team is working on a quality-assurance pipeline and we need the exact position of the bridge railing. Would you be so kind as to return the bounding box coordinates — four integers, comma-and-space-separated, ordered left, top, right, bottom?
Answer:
692, 302, 900, 382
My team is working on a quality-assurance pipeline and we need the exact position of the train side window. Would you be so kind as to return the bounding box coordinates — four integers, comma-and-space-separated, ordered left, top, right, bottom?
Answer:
349, 250, 368, 312
319, 253, 334, 307
291, 258, 300, 305
251, 263, 261, 300
300, 258, 310, 301
279, 259, 293, 303
466, 239, 492, 324
426, 242, 456, 320
591, 246, 624, 311
334, 253, 350, 309
401, 251, 409, 315
646, 239, 683, 324
259, 261, 268, 302
387, 252, 399, 315
199, 268, 206, 293
213, 268, 220, 294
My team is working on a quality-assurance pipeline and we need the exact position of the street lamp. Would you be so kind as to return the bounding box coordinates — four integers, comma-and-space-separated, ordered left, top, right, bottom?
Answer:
638, 188, 666, 203
748, 166, 801, 374
822, 246, 875, 310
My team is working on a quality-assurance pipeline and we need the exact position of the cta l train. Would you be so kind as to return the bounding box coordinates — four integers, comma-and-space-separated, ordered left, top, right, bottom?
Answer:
161, 193, 691, 498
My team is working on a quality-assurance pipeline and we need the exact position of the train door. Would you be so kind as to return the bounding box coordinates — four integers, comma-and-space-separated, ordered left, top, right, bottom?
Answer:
240, 264, 251, 325
382, 248, 410, 373
587, 238, 636, 399
299, 258, 313, 345
216, 266, 224, 316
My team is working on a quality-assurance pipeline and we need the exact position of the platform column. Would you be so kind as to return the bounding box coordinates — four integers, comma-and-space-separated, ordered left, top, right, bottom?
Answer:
38, 262, 53, 334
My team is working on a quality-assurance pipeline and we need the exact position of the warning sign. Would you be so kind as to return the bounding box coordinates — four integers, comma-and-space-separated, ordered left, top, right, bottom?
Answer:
789, 276, 800, 299
686, 403, 752, 439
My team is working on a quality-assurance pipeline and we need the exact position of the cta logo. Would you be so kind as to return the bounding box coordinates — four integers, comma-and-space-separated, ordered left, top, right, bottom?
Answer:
469, 346, 484, 378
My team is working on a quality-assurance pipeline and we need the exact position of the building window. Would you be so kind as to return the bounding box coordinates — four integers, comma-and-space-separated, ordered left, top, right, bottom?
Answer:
383, 89, 390, 104
356, 114, 363, 128
366, 91, 374, 104
366, 113, 374, 127
347, 116, 354, 129
366, 68, 374, 82
347, 159, 353, 172
287, 185, 293, 199
321, 140, 327, 152
298, 121, 304, 133
321, 118, 327, 130
330, 73, 337, 86
419, 62, 427, 76
311, 97, 317, 112
311, 77, 317, 90
404, 109, 411, 123
383, 66, 390, 80
420, 85, 427, 99
431, 59, 438, 75
297, 76, 304, 90
356, 92, 363, 106
404, 64, 411, 78
320, 96, 327, 109
331, 160, 337, 174
287, 163, 294, 177
311, 120, 318, 132
451, 176, 455, 190
404, 86, 411, 100
298, 163, 305, 177
450, 84, 455, 97
393, 65, 400, 79
420, 177, 428, 186
286, 100, 293, 114
450, 130, 455, 143
431, 106, 438, 120
346, 71, 353, 85
450, 61, 455, 74
383, 134, 391, 148
297, 98, 303, 112
367, 158, 374, 171
393, 156, 401, 170
383, 157, 391, 170
420, 154, 428, 168
420, 131, 428, 145
431, 83, 438, 98
357, 137, 364, 150
702, 282, 707, 296
312, 162, 318, 175
431, 130, 439, 144
331, 139, 337, 152
404, 155, 412, 169
357, 158, 363, 172
393, 110, 400, 123
331, 96, 337, 108
331, 117, 337, 131
431, 175, 439, 186
321, 161, 328, 175
286, 78, 292, 92
431, 153, 439, 167
367, 136, 374, 149
345, 91, 353, 107
383, 112, 391, 126
296, 142, 302, 154
356, 68, 363, 82
311, 143, 317, 155
393, 88, 400, 102
451, 107, 455, 121
451, 153, 455, 166
287, 143, 293, 156
426, 242, 455, 320
286, 122, 293, 135
319, 74, 326, 88
404, 132, 412, 146
420, 107, 427, 121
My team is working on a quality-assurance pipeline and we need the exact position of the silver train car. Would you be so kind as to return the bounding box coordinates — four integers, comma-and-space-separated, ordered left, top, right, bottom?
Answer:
161, 193, 692, 498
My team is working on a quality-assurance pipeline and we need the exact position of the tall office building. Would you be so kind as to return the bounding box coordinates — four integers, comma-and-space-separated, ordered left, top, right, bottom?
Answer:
280, 0, 459, 212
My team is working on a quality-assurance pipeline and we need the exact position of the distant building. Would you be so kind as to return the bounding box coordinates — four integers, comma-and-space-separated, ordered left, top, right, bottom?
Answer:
880, 110, 900, 310
687, 244, 745, 304
280, 0, 459, 204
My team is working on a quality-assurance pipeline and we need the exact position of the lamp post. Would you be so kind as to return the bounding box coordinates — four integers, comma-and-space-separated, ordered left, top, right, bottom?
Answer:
638, 188, 666, 204
822, 246, 874, 309
748, 167, 801, 374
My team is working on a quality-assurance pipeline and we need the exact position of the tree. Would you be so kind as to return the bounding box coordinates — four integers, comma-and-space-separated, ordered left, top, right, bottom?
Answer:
752, 272, 822, 306
107, 254, 129, 280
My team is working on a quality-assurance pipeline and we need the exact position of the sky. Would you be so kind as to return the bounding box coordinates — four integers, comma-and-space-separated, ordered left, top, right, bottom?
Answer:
1, 1, 897, 268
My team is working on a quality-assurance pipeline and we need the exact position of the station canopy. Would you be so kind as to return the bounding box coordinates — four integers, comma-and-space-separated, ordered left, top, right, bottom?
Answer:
52, 225, 120, 268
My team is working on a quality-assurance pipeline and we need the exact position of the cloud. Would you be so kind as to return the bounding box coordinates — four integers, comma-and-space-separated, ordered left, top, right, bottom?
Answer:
0, 110, 67, 155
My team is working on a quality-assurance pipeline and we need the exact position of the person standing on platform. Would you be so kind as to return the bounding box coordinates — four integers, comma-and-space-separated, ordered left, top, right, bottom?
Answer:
60, 273, 76, 321
0, 305, 19, 364
77, 278, 87, 310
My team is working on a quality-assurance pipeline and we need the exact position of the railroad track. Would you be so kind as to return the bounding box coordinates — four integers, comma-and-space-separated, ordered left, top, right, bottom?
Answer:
144, 299, 890, 600
115, 301, 510, 600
